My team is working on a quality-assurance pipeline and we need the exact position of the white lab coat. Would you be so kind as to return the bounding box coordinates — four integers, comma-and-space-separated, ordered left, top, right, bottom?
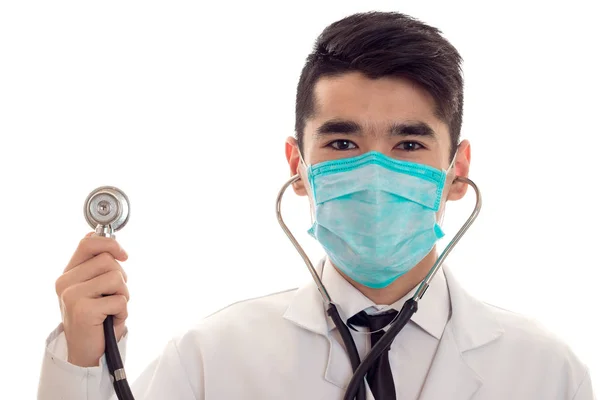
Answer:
38, 264, 595, 399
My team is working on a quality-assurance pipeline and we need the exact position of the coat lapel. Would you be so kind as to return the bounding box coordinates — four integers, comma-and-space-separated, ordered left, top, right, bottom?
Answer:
418, 324, 483, 400
419, 266, 505, 400
282, 259, 359, 390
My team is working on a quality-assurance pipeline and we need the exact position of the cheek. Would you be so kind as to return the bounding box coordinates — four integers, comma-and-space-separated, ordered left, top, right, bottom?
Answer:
308, 147, 349, 165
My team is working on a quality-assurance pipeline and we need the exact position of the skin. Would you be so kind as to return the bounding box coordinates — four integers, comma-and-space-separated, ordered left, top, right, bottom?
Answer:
285, 71, 471, 305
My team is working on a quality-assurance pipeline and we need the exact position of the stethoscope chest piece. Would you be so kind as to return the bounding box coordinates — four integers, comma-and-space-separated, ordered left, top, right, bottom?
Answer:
84, 186, 130, 237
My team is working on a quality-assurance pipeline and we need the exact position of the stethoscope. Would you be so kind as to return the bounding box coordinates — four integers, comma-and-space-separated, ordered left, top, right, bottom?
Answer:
275, 174, 482, 400
82, 172, 480, 400
84, 186, 135, 400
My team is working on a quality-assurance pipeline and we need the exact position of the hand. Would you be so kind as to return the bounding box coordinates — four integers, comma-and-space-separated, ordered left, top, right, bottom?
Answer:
55, 232, 130, 367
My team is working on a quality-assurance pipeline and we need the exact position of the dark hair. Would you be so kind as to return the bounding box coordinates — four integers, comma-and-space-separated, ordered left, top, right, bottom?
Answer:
295, 11, 464, 160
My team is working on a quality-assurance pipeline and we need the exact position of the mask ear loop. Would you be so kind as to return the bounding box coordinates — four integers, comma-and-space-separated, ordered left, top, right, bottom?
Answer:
439, 150, 460, 227
297, 151, 318, 223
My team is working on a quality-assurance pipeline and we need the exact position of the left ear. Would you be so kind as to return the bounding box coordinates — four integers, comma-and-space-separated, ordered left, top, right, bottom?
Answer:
447, 140, 471, 201
285, 136, 308, 196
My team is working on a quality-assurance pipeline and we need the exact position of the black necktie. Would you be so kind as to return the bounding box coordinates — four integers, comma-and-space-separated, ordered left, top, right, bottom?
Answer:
348, 310, 398, 400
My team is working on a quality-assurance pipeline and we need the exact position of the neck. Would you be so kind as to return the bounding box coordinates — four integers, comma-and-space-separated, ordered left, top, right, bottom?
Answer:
337, 249, 438, 305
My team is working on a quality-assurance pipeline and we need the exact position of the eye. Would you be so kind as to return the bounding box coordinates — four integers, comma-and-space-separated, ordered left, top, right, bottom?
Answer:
327, 139, 358, 151
397, 141, 425, 151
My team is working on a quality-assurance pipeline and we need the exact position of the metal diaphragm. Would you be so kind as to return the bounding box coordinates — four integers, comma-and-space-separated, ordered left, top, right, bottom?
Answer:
84, 186, 130, 232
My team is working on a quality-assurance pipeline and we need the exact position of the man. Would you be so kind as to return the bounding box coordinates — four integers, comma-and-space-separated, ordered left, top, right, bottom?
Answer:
38, 11, 594, 400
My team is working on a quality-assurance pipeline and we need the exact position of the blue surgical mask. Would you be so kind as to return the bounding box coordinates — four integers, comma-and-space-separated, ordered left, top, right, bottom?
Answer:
303, 151, 452, 289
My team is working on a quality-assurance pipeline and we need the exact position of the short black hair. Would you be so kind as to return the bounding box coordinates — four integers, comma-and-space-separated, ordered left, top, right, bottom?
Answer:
295, 11, 464, 160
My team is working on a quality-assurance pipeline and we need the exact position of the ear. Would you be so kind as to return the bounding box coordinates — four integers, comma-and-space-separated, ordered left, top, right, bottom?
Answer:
447, 140, 471, 201
285, 136, 308, 196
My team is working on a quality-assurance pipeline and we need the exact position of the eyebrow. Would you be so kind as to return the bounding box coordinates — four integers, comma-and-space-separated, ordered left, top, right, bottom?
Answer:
315, 120, 361, 136
314, 119, 437, 139
390, 122, 437, 138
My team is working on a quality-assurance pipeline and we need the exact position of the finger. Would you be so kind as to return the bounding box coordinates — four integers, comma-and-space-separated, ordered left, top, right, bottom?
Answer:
56, 253, 127, 297
69, 252, 127, 284
64, 270, 130, 303
93, 295, 129, 325
65, 235, 128, 272
75, 296, 129, 326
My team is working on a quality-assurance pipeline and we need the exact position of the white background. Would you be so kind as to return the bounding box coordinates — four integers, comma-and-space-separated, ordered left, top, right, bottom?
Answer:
0, 0, 598, 397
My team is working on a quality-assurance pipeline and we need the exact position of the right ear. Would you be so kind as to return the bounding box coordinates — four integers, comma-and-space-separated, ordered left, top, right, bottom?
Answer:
285, 137, 308, 196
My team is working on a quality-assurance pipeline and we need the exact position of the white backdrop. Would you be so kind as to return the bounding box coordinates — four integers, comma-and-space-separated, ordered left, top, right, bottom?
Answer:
0, 1, 598, 397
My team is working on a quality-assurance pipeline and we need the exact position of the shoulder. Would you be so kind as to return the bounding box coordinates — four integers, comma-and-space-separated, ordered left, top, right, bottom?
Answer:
485, 302, 571, 349
446, 267, 588, 375
453, 299, 594, 399
180, 288, 299, 341
481, 301, 589, 377
170, 288, 303, 368
205, 288, 298, 325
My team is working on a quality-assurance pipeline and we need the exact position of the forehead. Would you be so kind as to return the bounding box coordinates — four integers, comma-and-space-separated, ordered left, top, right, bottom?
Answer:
308, 72, 448, 139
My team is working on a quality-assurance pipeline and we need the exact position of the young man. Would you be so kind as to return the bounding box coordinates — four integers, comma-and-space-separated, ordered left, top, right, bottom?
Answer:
38, 11, 594, 400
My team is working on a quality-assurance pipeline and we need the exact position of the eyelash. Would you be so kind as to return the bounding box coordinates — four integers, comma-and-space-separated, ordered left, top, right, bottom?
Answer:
326, 139, 426, 151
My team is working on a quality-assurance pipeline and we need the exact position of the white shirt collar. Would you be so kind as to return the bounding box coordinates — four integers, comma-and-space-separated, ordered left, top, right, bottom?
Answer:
321, 257, 450, 340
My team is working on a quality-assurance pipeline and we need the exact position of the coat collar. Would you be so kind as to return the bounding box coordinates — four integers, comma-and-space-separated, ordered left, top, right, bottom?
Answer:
320, 257, 450, 341
282, 260, 505, 398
